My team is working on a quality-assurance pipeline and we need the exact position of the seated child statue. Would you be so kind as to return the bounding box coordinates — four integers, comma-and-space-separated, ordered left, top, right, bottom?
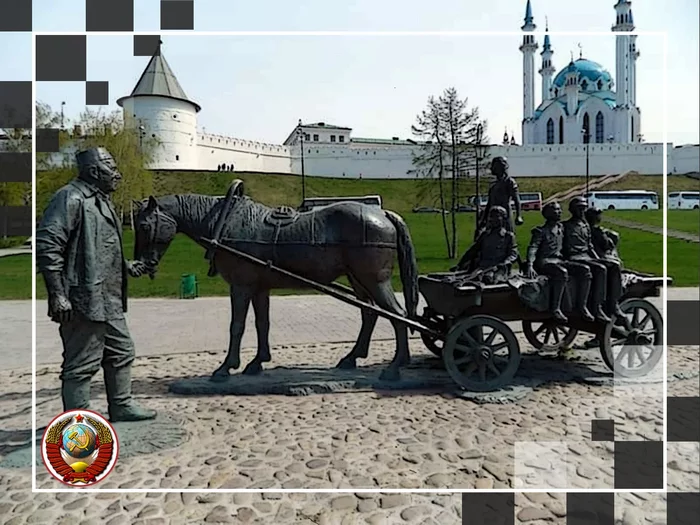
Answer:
585, 206, 622, 266
450, 205, 518, 284
523, 201, 595, 323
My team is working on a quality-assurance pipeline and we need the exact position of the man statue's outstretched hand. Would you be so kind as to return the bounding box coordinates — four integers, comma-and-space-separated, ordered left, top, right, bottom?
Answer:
127, 260, 149, 278
48, 295, 73, 324
523, 263, 538, 279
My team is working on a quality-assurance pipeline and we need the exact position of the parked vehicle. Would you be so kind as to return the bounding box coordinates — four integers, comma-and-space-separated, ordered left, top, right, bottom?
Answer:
519, 192, 543, 211
299, 195, 382, 212
585, 190, 660, 210
668, 191, 700, 210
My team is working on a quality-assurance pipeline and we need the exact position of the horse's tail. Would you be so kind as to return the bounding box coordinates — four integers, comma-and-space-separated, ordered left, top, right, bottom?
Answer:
384, 210, 419, 321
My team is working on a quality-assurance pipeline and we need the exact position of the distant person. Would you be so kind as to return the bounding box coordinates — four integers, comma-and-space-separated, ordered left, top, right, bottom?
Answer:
35, 147, 157, 422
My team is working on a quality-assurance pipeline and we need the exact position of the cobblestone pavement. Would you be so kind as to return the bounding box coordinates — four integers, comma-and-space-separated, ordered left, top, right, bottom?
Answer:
0, 334, 697, 524
5, 290, 684, 369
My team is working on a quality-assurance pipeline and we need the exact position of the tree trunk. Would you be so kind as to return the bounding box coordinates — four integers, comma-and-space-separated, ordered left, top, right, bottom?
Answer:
437, 144, 451, 258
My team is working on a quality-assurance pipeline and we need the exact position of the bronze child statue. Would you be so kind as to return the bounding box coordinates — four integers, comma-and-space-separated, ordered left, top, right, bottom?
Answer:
562, 196, 624, 322
475, 156, 524, 241
36, 147, 157, 422
585, 206, 622, 265
451, 205, 518, 284
524, 201, 595, 323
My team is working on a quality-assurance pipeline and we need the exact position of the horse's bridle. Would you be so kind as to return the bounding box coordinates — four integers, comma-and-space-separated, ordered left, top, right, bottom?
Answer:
144, 208, 178, 266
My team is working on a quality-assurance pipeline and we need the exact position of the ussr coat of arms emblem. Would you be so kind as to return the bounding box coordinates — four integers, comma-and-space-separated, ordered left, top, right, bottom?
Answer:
41, 410, 119, 486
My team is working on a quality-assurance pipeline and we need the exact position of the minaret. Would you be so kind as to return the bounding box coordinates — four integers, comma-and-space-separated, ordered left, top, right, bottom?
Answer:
520, 0, 538, 144
539, 18, 555, 102
612, 0, 635, 142
503, 128, 510, 145
564, 58, 580, 118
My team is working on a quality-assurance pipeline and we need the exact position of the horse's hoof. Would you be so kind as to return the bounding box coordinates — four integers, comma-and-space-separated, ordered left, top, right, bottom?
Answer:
336, 357, 357, 370
242, 362, 263, 376
379, 368, 401, 382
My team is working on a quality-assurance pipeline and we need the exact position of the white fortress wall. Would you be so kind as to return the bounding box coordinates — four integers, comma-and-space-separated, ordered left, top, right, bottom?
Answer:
669, 144, 700, 175
489, 143, 666, 176
196, 133, 292, 173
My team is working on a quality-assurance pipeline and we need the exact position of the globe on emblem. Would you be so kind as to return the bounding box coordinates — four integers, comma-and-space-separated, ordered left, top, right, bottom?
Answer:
61, 423, 97, 459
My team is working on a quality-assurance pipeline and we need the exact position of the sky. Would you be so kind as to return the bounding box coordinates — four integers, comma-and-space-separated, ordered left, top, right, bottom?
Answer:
1, 0, 698, 145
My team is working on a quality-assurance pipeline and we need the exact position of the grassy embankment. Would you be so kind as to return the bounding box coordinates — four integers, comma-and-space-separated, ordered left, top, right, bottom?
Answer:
3, 171, 698, 300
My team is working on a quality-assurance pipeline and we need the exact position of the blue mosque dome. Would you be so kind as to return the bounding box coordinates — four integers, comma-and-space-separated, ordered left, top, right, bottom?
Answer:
552, 58, 613, 91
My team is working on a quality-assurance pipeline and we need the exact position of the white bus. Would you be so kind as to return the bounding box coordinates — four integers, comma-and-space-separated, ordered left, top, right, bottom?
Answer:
298, 195, 382, 212
584, 190, 659, 210
668, 191, 700, 210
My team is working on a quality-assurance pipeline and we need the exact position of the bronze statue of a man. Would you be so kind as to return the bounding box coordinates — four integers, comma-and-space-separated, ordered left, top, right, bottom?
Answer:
451, 205, 518, 284
524, 201, 594, 323
475, 156, 524, 240
36, 147, 156, 422
562, 196, 623, 322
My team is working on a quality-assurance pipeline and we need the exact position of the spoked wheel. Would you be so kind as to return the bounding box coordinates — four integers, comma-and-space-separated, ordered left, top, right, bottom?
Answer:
523, 320, 578, 352
419, 309, 447, 357
443, 315, 521, 392
600, 298, 663, 377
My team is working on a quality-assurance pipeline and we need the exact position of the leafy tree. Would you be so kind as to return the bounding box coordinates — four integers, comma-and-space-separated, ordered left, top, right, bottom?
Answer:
411, 87, 489, 259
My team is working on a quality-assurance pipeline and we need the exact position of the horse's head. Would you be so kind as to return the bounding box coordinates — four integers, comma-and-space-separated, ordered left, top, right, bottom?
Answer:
133, 196, 178, 277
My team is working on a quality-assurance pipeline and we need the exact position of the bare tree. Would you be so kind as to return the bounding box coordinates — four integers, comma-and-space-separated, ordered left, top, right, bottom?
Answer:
411, 88, 489, 259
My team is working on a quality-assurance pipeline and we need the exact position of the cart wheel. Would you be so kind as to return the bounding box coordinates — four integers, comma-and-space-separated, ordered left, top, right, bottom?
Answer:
523, 321, 578, 352
443, 315, 521, 392
600, 298, 663, 377
420, 332, 445, 357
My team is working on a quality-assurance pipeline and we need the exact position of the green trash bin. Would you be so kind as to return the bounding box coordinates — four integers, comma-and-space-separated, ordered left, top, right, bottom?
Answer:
180, 273, 198, 299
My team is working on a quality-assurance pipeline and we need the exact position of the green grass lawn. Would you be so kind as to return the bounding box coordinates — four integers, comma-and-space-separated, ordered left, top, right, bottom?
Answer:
14, 172, 700, 301
27, 210, 691, 300
607, 209, 699, 235
0, 255, 32, 300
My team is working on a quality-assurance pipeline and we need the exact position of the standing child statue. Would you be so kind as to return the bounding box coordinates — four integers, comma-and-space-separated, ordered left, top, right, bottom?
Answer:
475, 156, 524, 241
524, 201, 595, 323
35, 147, 157, 422
451, 205, 519, 284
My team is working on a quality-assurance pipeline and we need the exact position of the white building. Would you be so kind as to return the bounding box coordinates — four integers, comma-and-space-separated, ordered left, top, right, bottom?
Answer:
106, 1, 698, 179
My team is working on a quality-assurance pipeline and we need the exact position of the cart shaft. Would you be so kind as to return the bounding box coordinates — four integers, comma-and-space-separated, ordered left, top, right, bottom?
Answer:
200, 238, 439, 337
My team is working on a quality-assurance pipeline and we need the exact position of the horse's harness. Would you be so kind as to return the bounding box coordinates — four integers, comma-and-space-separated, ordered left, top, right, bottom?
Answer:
202, 179, 302, 277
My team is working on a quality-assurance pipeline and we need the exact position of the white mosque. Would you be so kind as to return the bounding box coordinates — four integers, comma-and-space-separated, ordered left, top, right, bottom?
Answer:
108, 0, 697, 178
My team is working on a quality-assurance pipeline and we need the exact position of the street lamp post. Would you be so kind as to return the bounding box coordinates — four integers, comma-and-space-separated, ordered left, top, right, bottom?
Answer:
582, 125, 591, 196
297, 119, 306, 202
475, 123, 484, 227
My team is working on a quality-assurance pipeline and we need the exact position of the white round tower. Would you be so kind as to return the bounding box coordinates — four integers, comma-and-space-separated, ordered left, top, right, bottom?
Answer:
117, 42, 201, 170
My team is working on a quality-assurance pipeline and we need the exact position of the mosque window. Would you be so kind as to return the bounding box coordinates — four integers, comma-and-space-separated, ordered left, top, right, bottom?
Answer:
546, 118, 555, 144
173, 114, 177, 119
583, 113, 591, 143
176, 155, 179, 161
595, 112, 605, 143
553, 88, 558, 97
339, 135, 345, 142
597, 79, 603, 90
313, 134, 319, 141
581, 80, 588, 91
330, 135, 336, 142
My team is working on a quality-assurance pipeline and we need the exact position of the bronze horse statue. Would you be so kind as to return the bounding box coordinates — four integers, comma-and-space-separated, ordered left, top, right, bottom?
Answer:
132, 181, 419, 382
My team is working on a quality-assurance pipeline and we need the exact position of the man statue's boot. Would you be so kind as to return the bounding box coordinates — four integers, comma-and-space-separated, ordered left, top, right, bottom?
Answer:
61, 379, 91, 412
549, 279, 568, 323
576, 278, 595, 322
104, 366, 157, 422
591, 280, 611, 323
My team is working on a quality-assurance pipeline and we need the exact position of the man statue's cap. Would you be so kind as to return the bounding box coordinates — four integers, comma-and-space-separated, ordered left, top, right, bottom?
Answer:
491, 156, 508, 166
75, 147, 112, 167
585, 206, 603, 218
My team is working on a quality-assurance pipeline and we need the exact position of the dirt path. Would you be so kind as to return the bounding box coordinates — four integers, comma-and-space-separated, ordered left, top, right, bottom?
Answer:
604, 217, 699, 243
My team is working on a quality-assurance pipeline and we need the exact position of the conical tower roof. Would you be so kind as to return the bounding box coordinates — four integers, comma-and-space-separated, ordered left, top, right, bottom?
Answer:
117, 42, 201, 112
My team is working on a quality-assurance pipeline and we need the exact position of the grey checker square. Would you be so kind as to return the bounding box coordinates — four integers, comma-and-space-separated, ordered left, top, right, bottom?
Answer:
86, 82, 109, 106
566, 493, 614, 525
613, 441, 663, 489
668, 397, 700, 443
0, 0, 32, 31
36, 129, 60, 153
461, 493, 514, 525
85, 0, 134, 31
161, 0, 194, 30
134, 35, 162, 57
36, 36, 86, 82
0, 81, 32, 129
667, 493, 700, 525
0, 153, 31, 183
